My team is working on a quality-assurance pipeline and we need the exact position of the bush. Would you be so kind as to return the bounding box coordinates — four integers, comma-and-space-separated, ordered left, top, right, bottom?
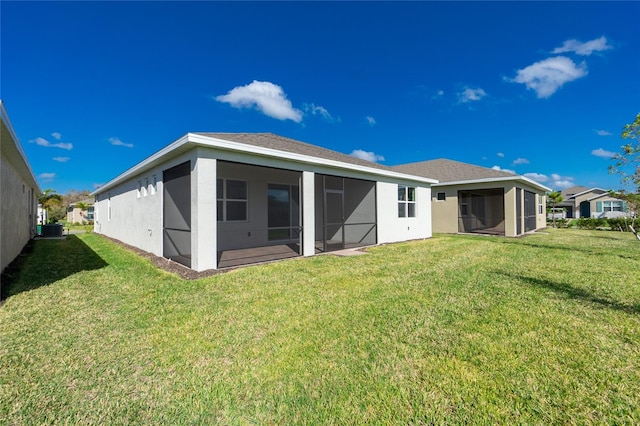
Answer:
607, 217, 639, 232
575, 218, 608, 230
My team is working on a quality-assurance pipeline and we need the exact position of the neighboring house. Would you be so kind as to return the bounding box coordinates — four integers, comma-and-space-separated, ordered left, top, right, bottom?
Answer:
91, 133, 437, 271
559, 186, 631, 218
1, 100, 41, 277
67, 198, 95, 224
393, 159, 551, 237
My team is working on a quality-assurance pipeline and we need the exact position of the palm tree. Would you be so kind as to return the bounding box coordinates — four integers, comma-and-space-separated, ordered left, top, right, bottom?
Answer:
38, 189, 62, 224
547, 190, 564, 228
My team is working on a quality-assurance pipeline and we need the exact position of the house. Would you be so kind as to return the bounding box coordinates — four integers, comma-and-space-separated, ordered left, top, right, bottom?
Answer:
91, 133, 437, 271
393, 159, 551, 237
66, 198, 95, 224
1, 101, 41, 277
559, 186, 631, 219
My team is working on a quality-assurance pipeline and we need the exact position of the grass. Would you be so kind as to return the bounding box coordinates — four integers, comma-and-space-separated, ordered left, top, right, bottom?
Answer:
1, 229, 639, 424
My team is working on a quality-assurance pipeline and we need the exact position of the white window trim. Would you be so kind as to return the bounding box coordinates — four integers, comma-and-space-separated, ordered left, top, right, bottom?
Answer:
398, 185, 417, 218
217, 178, 249, 222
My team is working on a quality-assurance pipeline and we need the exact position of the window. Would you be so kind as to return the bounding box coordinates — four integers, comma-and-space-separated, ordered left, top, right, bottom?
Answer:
107, 195, 112, 221
86, 206, 95, 221
538, 195, 544, 214
398, 185, 416, 218
217, 178, 248, 221
601, 200, 624, 212
436, 192, 446, 201
145, 178, 149, 196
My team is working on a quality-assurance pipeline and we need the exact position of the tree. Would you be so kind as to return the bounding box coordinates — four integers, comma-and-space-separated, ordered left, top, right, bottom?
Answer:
609, 112, 640, 189
38, 189, 63, 224
609, 113, 640, 241
547, 190, 563, 228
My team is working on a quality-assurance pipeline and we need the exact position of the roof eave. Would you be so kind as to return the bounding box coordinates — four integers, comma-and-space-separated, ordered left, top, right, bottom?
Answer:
0, 100, 42, 194
570, 187, 607, 198
93, 133, 438, 195
191, 134, 438, 184
432, 175, 552, 192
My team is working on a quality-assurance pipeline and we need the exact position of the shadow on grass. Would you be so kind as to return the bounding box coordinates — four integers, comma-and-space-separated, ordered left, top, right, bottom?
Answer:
495, 271, 640, 315
1, 235, 108, 301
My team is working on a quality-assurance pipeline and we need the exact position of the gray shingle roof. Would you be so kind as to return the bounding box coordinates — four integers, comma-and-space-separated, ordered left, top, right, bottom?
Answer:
196, 132, 396, 172
392, 158, 516, 183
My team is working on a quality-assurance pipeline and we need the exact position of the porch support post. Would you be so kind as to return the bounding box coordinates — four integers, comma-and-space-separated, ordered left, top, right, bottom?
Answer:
191, 153, 217, 271
504, 186, 516, 237
302, 171, 315, 257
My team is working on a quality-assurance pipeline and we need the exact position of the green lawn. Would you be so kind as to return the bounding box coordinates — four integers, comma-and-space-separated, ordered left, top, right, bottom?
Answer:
1, 229, 639, 424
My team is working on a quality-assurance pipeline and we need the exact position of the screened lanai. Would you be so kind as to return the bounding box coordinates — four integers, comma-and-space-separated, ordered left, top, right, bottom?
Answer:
215, 162, 378, 269
458, 188, 505, 235
314, 174, 377, 253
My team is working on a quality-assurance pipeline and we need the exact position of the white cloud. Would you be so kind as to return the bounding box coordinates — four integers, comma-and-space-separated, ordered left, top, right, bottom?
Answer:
552, 36, 612, 56
51, 132, 62, 140
524, 172, 549, 182
492, 165, 515, 174
365, 116, 376, 126
350, 149, 385, 163
550, 173, 575, 189
497, 152, 505, 158
595, 129, 612, 136
591, 148, 616, 158
304, 103, 334, 121
38, 172, 56, 182
30, 136, 73, 150
524, 172, 575, 189
511, 56, 587, 98
216, 80, 303, 122
53, 156, 70, 163
437, 90, 444, 96
109, 137, 134, 148
458, 87, 487, 103
513, 157, 530, 165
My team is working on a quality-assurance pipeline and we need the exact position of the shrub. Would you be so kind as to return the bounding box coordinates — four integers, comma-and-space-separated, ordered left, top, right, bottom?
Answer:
575, 218, 608, 230
608, 217, 639, 232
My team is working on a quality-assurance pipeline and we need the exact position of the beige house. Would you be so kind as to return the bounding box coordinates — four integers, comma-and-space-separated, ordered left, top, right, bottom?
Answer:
559, 186, 631, 218
66, 198, 94, 224
394, 159, 551, 237
1, 101, 40, 276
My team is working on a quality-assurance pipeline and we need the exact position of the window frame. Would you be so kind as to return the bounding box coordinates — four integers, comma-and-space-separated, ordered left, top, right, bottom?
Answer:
397, 185, 417, 218
603, 200, 623, 212
436, 192, 446, 202
217, 178, 249, 222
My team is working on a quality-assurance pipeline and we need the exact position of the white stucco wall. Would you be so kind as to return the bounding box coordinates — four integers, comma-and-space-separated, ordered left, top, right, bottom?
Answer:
1, 151, 37, 273
94, 151, 196, 257
377, 182, 432, 244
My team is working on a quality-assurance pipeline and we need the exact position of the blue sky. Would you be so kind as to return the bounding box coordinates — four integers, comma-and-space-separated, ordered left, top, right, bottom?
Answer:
2, 1, 639, 194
